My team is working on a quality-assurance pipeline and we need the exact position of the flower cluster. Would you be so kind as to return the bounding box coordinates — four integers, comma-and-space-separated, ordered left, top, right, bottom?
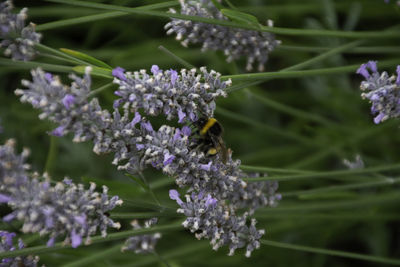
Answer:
0, 231, 40, 266
112, 65, 229, 123
0, 0, 41, 61
357, 61, 400, 124
0, 139, 123, 248
121, 218, 161, 254
16, 66, 281, 256
165, 0, 280, 71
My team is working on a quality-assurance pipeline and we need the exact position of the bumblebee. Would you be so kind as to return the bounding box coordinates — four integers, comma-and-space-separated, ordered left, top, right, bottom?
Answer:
194, 117, 228, 163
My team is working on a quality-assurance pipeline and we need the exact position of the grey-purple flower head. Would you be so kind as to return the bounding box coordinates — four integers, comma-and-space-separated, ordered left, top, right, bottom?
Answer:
0, 0, 41, 61
112, 65, 230, 123
165, 0, 281, 71
0, 231, 40, 266
121, 218, 161, 254
357, 61, 400, 124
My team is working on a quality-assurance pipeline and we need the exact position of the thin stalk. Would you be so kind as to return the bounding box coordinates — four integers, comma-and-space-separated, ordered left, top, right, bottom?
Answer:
281, 177, 400, 197
44, 136, 58, 174
0, 58, 72, 72
62, 244, 122, 267
256, 213, 400, 221
240, 165, 314, 174
261, 240, 400, 265
278, 45, 400, 54
245, 163, 400, 182
138, 172, 161, 207
152, 251, 171, 267
35, 43, 89, 65
44, 0, 400, 39
0, 222, 182, 259
88, 83, 115, 98
158, 45, 195, 69
223, 58, 400, 82
36, 1, 179, 31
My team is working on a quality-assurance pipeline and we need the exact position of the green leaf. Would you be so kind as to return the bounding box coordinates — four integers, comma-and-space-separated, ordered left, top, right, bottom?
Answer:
220, 9, 259, 27
60, 48, 112, 69
125, 173, 148, 192
72, 65, 113, 78
210, 0, 224, 10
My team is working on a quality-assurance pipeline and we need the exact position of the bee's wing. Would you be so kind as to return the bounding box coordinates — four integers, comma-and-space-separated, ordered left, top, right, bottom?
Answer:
211, 135, 228, 163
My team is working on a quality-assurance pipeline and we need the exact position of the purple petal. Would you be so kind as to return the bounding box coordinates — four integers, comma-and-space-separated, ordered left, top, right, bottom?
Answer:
374, 113, 385, 124
151, 65, 160, 75
131, 112, 142, 127
63, 178, 72, 185
0, 232, 15, 247
396, 65, 400, 86
173, 129, 181, 141
170, 69, 178, 85
366, 61, 378, 73
71, 229, 82, 248
181, 126, 191, 136
136, 144, 145, 150
163, 152, 176, 166
204, 194, 217, 208
0, 194, 11, 203
50, 126, 65, 137
74, 214, 87, 226
44, 72, 53, 82
113, 99, 123, 108
18, 239, 25, 249
141, 121, 153, 132
178, 109, 186, 123
3, 213, 15, 222
169, 189, 183, 206
62, 94, 75, 109
200, 161, 212, 172
112, 66, 127, 81
114, 91, 123, 97
129, 94, 136, 102
356, 64, 370, 79
47, 237, 55, 247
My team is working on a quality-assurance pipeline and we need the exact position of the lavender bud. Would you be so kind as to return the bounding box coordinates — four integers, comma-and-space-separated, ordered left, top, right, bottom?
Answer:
165, 0, 280, 71
0, 0, 41, 61
121, 218, 161, 254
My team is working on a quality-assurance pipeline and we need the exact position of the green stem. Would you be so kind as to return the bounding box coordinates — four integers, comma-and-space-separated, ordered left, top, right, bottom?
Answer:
0, 58, 72, 72
245, 163, 400, 182
44, 135, 58, 174
88, 83, 115, 98
256, 213, 400, 221
282, 177, 400, 197
36, 1, 179, 31
35, 43, 88, 65
138, 172, 162, 208
0, 222, 182, 259
223, 58, 400, 82
240, 165, 313, 174
158, 45, 195, 69
153, 251, 171, 267
44, 0, 400, 39
261, 240, 400, 265
278, 45, 400, 54
62, 244, 122, 267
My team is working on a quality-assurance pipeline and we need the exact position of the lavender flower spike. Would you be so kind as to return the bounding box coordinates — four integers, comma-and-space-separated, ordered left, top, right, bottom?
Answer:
0, 139, 123, 248
0, 0, 41, 61
165, 0, 281, 71
0, 231, 40, 266
113, 66, 230, 123
358, 62, 400, 124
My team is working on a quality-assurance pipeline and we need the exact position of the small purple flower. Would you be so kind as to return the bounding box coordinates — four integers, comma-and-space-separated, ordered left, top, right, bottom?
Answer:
0, 193, 11, 203
70, 229, 82, 248
169, 189, 183, 206
46, 237, 55, 247
200, 161, 212, 172
374, 113, 385, 124
204, 194, 217, 208
3, 213, 15, 222
151, 65, 161, 75
50, 126, 65, 137
131, 112, 141, 127
367, 61, 378, 73
357, 64, 370, 79
62, 94, 75, 110
112, 67, 126, 81
170, 69, 178, 85
141, 121, 153, 132
113, 99, 123, 108
136, 144, 145, 150
181, 126, 191, 136
178, 109, 186, 123
163, 151, 175, 166
396, 65, 400, 86
74, 214, 87, 226
44, 73, 53, 82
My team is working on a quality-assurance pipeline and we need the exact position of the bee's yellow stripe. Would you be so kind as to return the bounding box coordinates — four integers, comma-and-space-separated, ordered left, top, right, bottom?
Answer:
200, 118, 217, 136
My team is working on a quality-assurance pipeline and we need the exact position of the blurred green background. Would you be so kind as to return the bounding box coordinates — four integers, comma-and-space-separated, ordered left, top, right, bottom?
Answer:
0, 0, 400, 266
